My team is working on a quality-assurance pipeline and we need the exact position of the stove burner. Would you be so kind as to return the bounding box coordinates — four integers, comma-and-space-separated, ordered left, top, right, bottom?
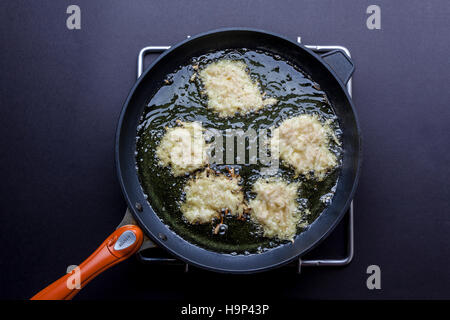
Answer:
133, 40, 354, 274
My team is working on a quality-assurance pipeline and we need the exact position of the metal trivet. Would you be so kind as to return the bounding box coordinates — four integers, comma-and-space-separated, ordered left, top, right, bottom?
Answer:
134, 37, 354, 274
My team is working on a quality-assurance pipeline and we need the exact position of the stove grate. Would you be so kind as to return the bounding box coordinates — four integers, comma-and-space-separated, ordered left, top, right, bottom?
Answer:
134, 40, 354, 274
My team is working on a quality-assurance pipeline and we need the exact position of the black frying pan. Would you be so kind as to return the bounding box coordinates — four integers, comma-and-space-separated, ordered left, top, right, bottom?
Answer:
32, 28, 361, 299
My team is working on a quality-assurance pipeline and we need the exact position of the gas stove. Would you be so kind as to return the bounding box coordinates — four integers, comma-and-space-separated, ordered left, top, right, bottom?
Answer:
134, 38, 354, 274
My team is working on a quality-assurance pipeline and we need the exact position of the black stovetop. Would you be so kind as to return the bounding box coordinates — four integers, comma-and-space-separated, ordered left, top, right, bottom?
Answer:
1, 0, 449, 300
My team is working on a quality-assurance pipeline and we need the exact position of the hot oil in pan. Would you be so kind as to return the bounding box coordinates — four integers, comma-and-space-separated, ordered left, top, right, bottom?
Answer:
136, 49, 342, 254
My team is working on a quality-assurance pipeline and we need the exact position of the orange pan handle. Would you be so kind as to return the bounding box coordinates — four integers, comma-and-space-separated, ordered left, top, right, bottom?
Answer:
31, 224, 143, 300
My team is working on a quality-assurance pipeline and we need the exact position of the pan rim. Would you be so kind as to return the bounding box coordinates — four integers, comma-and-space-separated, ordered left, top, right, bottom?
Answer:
115, 27, 362, 273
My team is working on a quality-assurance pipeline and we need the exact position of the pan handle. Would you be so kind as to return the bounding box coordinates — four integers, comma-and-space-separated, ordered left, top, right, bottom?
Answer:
30, 225, 143, 300
320, 49, 355, 85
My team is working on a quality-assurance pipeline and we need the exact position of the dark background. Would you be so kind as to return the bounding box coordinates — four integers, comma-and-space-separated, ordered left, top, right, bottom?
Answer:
0, 0, 449, 300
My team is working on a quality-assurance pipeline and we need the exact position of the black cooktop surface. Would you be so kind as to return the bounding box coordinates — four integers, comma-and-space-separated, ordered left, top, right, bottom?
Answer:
1, 0, 449, 300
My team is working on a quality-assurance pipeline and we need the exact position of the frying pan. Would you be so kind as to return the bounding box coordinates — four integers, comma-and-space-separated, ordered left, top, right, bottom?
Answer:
31, 28, 361, 300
